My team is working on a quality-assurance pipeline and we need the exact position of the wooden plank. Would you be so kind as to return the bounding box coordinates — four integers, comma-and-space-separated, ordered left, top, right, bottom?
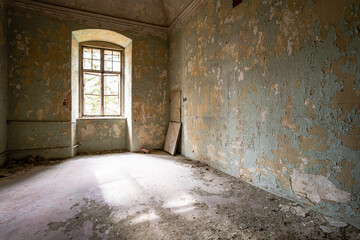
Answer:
163, 122, 181, 155
170, 89, 181, 122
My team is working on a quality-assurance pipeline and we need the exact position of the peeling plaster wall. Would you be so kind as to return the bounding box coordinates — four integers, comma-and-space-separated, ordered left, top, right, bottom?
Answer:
77, 119, 127, 153
7, 5, 168, 157
0, 0, 7, 165
7, 7, 75, 159
132, 36, 169, 151
169, 0, 360, 227
0, 0, 6, 165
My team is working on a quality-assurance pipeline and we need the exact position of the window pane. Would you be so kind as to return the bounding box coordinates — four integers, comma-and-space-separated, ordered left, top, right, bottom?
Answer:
81, 46, 123, 116
104, 50, 112, 60
83, 48, 92, 58
84, 73, 101, 95
113, 61, 121, 72
104, 61, 112, 71
104, 74, 119, 95
93, 60, 101, 70
113, 51, 120, 61
83, 59, 91, 69
104, 96, 119, 115
84, 95, 101, 115
93, 49, 100, 59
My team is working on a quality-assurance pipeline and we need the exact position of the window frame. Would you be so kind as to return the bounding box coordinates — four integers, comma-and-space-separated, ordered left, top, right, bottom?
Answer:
79, 41, 125, 118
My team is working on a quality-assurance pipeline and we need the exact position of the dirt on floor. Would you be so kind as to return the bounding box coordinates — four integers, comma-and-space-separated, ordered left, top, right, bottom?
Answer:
1, 153, 359, 240
0, 155, 63, 177
0, 150, 128, 177
44, 156, 359, 240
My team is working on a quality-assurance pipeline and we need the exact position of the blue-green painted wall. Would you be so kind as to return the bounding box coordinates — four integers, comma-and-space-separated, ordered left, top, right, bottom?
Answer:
169, 0, 360, 228
6, 5, 169, 158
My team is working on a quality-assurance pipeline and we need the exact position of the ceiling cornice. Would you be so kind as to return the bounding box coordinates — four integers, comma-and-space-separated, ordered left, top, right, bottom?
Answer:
6, 0, 207, 37
169, 0, 207, 34
7, 0, 168, 38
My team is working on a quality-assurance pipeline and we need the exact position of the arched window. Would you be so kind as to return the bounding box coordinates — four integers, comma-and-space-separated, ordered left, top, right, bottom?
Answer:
71, 29, 132, 121
71, 29, 134, 151
80, 41, 124, 116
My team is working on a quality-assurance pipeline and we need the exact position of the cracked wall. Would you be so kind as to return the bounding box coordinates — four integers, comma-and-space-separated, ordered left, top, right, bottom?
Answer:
7, 5, 168, 158
0, 0, 6, 165
169, 0, 360, 227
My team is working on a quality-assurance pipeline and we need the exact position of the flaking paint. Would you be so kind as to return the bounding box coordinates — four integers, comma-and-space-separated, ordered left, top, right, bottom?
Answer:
77, 119, 127, 153
7, 5, 169, 157
169, 0, 360, 228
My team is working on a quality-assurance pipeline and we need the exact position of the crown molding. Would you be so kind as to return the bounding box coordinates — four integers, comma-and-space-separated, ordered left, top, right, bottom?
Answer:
7, 0, 168, 38
6, 0, 207, 37
169, 0, 207, 34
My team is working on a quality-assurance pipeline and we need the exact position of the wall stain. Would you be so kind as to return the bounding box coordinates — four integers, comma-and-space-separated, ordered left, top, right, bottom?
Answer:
169, 0, 360, 228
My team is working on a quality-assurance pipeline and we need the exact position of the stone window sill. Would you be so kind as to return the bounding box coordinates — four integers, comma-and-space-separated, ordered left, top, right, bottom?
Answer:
78, 117, 127, 120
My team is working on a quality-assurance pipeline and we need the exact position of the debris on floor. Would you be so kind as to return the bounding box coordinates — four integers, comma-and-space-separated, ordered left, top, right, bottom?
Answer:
279, 203, 309, 217
1, 150, 129, 176
320, 225, 333, 233
0, 155, 63, 176
324, 216, 348, 228
141, 147, 150, 154
0, 151, 359, 240
0, 169, 11, 178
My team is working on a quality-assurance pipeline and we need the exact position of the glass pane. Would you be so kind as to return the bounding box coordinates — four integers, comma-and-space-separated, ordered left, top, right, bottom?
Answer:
104, 74, 119, 95
84, 95, 101, 115
83, 59, 91, 69
83, 48, 92, 58
113, 61, 121, 72
105, 96, 120, 115
113, 51, 120, 61
93, 60, 101, 70
93, 49, 100, 59
104, 61, 112, 71
104, 50, 113, 60
84, 73, 101, 95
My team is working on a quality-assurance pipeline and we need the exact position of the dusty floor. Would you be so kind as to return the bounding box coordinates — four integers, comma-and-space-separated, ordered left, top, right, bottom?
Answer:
0, 151, 359, 240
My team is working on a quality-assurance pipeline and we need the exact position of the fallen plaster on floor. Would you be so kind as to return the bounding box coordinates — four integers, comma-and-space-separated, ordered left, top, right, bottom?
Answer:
0, 151, 359, 240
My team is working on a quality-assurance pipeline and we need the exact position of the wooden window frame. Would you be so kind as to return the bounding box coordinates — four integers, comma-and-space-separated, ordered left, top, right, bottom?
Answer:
80, 41, 124, 117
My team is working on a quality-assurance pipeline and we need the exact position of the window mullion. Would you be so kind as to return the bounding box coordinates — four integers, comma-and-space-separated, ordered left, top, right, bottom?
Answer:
82, 69, 102, 74
101, 49, 104, 116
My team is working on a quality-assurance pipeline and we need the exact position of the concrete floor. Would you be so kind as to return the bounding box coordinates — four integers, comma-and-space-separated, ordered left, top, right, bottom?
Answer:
0, 151, 359, 240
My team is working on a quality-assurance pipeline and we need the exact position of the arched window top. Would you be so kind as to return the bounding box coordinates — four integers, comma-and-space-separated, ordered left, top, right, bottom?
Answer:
80, 41, 124, 51
72, 29, 132, 48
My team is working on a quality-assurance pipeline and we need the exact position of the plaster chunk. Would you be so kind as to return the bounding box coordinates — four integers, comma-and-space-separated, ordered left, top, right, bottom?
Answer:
324, 216, 348, 228
290, 169, 351, 203
320, 226, 332, 233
